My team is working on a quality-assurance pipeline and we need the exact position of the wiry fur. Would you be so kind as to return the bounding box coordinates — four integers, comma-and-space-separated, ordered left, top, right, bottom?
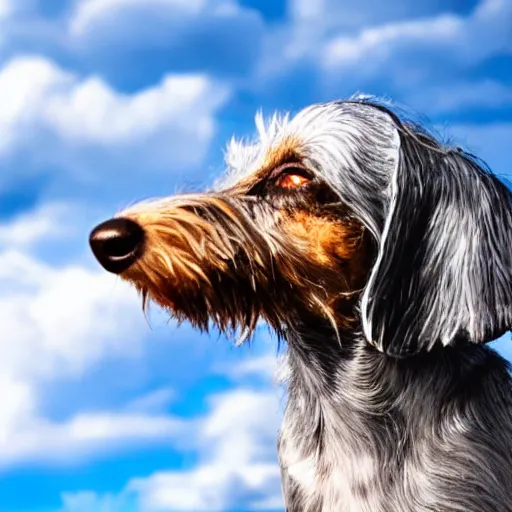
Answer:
90, 97, 512, 511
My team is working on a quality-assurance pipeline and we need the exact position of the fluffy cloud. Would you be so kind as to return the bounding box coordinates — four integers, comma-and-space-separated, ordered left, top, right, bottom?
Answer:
66, 0, 265, 84
56, 331, 285, 511
255, 0, 512, 114
0, 201, 144, 384
60, 386, 284, 512
69, 0, 213, 36
0, 55, 230, 183
0, 203, 187, 468
0, 201, 72, 247
318, 0, 512, 109
2, 407, 185, 468
322, 13, 461, 70
322, 0, 511, 71
132, 388, 282, 511
0, 251, 142, 380
0, 199, 282, 478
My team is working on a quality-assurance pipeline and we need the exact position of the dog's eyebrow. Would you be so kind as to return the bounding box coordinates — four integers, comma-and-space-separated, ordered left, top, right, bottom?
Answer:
225, 136, 304, 194
263, 136, 303, 170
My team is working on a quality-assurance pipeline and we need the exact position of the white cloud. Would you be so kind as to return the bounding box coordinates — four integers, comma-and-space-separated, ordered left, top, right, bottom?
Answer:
45, 74, 222, 145
0, 245, 171, 466
127, 362, 284, 510
323, 14, 460, 69
0, 203, 190, 467
225, 349, 290, 386
69, 0, 243, 38
133, 388, 283, 511
256, 0, 511, 95
0, 202, 74, 248
0, 376, 35, 441
0, 250, 144, 380
321, 0, 511, 74
2, 408, 185, 467
213, 327, 285, 383
0, 57, 69, 154
288, 0, 326, 22
61, 387, 284, 512
0, 55, 230, 174
55, 331, 285, 511
70, 0, 207, 35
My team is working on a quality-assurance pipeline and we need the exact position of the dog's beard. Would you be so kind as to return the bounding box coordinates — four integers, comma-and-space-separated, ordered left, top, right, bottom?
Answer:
121, 196, 289, 339
118, 193, 367, 343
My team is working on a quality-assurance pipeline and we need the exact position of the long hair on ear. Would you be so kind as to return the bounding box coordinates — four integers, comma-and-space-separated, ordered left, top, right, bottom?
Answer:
358, 101, 512, 357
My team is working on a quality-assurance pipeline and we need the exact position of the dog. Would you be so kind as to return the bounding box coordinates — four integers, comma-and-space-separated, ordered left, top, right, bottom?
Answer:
89, 98, 512, 512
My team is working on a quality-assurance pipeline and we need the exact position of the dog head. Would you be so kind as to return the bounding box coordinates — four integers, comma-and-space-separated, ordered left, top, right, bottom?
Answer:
90, 99, 512, 354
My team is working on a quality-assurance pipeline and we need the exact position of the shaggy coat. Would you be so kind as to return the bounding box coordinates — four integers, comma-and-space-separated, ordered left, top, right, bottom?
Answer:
90, 98, 512, 512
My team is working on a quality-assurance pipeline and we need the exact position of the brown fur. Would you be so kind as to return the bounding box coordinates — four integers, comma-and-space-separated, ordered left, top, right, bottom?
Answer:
117, 184, 371, 338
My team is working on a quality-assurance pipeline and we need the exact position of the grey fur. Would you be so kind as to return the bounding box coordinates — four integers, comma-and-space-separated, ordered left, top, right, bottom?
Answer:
223, 99, 512, 511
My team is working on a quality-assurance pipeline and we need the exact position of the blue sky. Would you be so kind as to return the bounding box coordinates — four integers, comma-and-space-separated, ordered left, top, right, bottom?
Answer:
0, 0, 510, 510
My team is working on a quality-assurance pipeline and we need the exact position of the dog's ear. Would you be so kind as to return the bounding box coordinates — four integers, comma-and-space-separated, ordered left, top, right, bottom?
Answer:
360, 119, 512, 357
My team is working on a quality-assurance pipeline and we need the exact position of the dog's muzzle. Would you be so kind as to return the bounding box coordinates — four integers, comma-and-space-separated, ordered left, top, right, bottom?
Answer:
89, 217, 144, 274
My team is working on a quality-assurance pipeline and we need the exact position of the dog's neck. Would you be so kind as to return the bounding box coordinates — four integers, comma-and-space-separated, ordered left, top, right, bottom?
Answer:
279, 319, 509, 510
282, 317, 505, 420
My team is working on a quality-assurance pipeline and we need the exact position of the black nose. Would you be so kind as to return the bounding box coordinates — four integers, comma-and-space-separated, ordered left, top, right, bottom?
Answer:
89, 218, 145, 274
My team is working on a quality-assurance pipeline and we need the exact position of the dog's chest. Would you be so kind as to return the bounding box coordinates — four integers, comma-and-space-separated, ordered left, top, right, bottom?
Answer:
278, 403, 386, 512
281, 448, 380, 512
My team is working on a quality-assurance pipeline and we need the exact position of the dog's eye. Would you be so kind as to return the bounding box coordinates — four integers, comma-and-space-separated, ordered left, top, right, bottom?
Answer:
272, 164, 312, 190
275, 173, 311, 189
